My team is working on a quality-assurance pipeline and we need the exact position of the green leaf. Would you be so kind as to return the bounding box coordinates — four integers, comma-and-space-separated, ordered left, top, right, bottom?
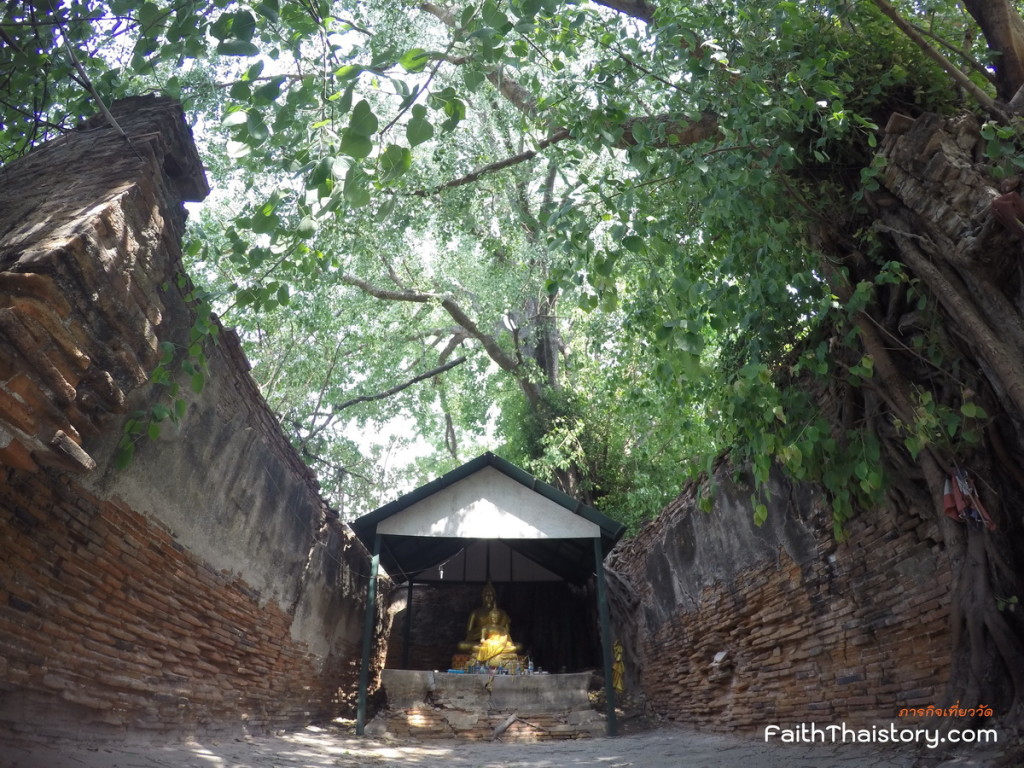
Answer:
335, 64, 363, 80
246, 111, 270, 143
339, 129, 372, 159
349, 100, 379, 137
407, 114, 434, 147
230, 10, 257, 42
379, 144, 412, 180
307, 157, 333, 189
961, 401, 987, 419
440, 97, 466, 131
753, 502, 768, 526
904, 435, 923, 460
251, 209, 279, 234
481, 1, 510, 30
114, 442, 135, 469
245, 61, 265, 80
753, 453, 770, 484
376, 197, 396, 221
191, 372, 205, 394
622, 235, 644, 253
255, 0, 279, 22
222, 109, 248, 128
137, 2, 162, 29
296, 216, 317, 239
464, 70, 487, 91
399, 47, 430, 73
344, 167, 371, 208
332, 83, 355, 115
253, 78, 284, 104
211, 9, 235, 39
229, 81, 251, 100
218, 39, 260, 57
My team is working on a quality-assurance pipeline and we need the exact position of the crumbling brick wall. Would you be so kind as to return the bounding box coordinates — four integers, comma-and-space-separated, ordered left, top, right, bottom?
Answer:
609, 465, 951, 731
0, 97, 388, 741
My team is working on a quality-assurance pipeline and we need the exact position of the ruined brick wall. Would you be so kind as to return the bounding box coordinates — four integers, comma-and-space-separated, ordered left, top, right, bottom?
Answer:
609, 465, 951, 731
0, 97, 388, 741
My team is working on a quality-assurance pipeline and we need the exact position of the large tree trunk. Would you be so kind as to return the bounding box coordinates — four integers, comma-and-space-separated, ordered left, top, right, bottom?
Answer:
826, 109, 1024, 732
963, 0, 1024, 101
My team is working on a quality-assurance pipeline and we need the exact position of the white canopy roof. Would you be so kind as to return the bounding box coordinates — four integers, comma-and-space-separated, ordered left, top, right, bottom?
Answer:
376, 466, 602, 539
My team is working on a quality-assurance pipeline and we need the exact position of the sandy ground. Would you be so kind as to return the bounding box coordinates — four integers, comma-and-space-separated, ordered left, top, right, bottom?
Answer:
0, 721, 1009, 768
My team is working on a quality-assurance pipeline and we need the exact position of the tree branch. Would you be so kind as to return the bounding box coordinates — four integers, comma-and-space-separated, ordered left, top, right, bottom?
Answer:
591, 0, 656, 24
437, 331, 468, 362
872, 0, 1008, 120
414, 128, 571, 195
215, 74, 307, 89
60, 28, 130, 141
962, 0, 1024, 101
439, 297, 522, 377
909, 22, 998, 85
620, 111, 721, 148
421, 2, 539, 117
414, 112, 720, 196
302, 336, 349, 442
340, 273, 532, 397
334, 356, 467, 412
486, 69, 538, 115
339, 273, 440, 303
420, 1, 456, 25
379, 253, 407, 289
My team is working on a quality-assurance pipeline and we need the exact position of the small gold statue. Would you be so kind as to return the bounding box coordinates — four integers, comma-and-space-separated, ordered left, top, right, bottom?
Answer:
612, 640, 625, 693
458, 582, 521, 666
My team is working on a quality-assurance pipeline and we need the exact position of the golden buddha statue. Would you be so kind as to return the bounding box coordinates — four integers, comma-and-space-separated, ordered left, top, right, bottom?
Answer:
612, 640, 625, 693
458, 582, 521, 666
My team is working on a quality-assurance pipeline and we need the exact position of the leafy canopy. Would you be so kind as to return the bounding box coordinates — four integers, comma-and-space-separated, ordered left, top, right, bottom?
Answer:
0, 0, 966, 527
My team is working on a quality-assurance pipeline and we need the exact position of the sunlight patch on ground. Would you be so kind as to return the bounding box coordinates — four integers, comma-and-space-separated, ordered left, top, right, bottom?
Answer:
188, 746, 225, 764
279, 725, 459, 763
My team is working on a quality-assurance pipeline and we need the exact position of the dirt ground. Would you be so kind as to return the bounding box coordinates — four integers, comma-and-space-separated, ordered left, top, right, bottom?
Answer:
0, 720, 1010, 768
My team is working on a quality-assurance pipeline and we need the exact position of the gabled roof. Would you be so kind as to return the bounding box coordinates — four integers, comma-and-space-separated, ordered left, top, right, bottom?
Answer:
349, 452, 625, 585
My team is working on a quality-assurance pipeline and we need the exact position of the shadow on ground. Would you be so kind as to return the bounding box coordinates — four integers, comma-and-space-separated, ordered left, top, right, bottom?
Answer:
1, 719, 1009, 768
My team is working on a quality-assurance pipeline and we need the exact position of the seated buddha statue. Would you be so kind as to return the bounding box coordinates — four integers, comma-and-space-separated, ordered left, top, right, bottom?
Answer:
458, 582, 521, 665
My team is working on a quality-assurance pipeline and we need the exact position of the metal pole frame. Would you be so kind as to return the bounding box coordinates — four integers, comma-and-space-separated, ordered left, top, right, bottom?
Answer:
356, 533, 382, 736
593, 536, 617, 736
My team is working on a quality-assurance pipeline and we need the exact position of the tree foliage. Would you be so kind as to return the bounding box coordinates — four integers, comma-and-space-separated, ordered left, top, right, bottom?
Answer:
0, 0, 1003, 520
8, 0, 1024, 728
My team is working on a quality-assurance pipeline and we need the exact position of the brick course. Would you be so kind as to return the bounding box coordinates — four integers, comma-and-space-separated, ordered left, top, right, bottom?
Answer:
0, 97, 386, 741
610, 467, 952, 731
2, 468, 362, 739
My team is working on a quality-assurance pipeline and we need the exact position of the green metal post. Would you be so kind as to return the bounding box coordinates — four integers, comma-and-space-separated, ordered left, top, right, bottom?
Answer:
356, 533, 382, 736
593, 536, 617, 736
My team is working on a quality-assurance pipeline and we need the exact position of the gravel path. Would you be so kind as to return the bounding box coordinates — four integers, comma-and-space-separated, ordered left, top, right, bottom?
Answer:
0, 721, 1005, 767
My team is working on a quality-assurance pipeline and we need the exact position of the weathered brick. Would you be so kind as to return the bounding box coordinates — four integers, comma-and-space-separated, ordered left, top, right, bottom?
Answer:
0, 98, 384, 743
611, 466, 953, 731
